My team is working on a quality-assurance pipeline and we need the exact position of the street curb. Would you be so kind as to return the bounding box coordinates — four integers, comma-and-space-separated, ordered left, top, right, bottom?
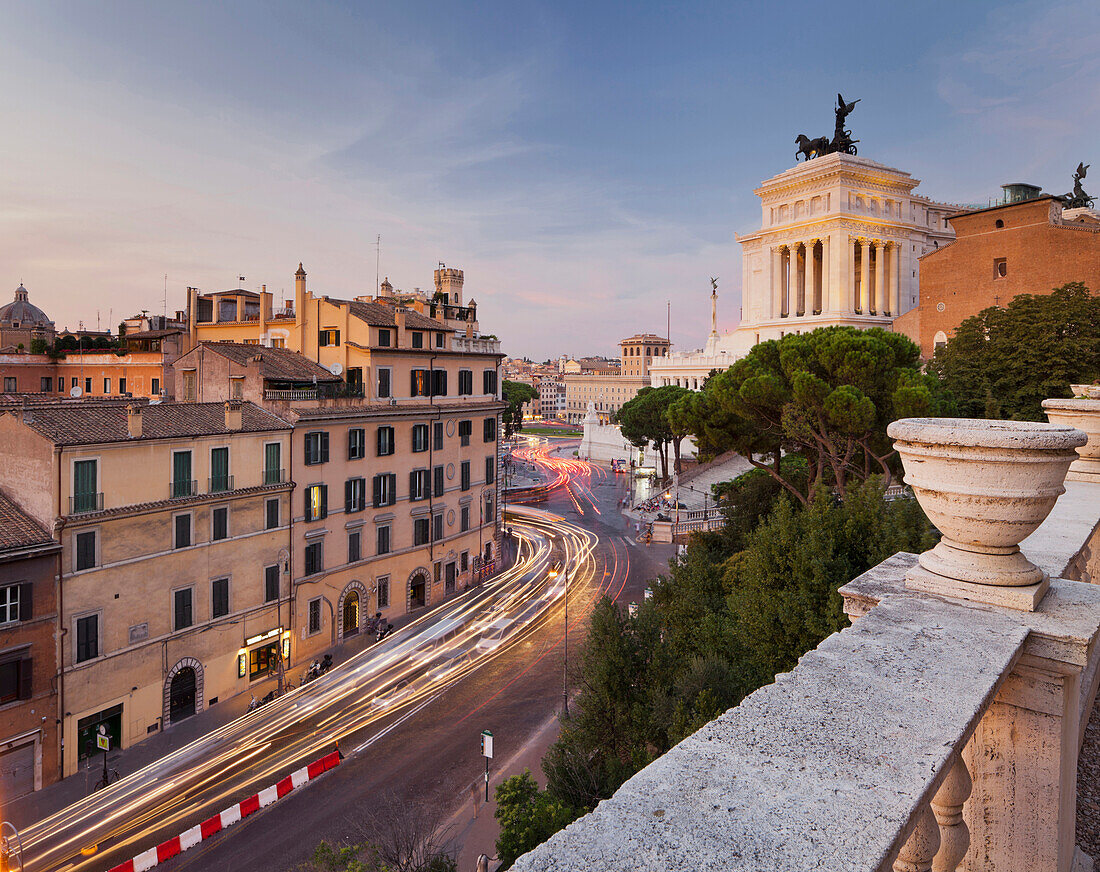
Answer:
106, 749, 342, 872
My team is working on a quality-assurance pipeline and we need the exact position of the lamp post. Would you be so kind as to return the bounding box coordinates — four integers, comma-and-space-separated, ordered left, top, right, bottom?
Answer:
548, 558, 569, 717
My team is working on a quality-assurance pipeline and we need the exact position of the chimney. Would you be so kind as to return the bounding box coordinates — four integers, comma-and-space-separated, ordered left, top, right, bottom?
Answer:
395, 308, 406, 346
127, 403, 143, 438
225, 400, 242, 431
295, 263, 307, 333
465, 322, 473, 338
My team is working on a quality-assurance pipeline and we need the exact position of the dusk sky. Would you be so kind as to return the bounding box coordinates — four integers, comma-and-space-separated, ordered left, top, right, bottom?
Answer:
1, 0, 1095, 360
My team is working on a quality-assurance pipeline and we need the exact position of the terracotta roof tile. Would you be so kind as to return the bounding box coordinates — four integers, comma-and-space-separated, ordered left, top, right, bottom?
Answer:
0, 490, 55, 552
197, 342, 341, 382
337, 299, 446, 331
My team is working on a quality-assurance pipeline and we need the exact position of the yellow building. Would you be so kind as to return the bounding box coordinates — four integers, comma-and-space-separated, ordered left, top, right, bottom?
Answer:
0, 400, 293, 775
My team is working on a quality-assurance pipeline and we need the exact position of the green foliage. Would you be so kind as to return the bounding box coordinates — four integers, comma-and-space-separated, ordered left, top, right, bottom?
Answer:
117, 322, 127, 337
928, 283, 1100, 421
614, 385, 691, 482
502, 380, 538, 439
677, 326, 953, 503
301, 842, 369, 872
493, 771, 582, 869
29, 338, 48, 354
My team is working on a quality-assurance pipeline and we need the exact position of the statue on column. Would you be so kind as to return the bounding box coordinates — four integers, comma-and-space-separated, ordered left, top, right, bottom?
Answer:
793, 93, 860, 160
708, 278, 719, 339
1062, 163, 1094, 209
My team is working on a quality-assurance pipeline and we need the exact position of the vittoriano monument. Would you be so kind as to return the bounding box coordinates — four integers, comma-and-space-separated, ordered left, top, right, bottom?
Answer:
795, 93, 860, 161
1062, 162, 1094, 209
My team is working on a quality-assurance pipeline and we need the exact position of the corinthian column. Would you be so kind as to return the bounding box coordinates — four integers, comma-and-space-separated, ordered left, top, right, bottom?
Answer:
820, 236, 830, 315
874, 240, 886, 316
771, 246, 783, 319
847, 236, 857, 314
794, 242, 805, 316
890, 242, 901, 316
781, 247, 789, 317
859, 239, 870, 314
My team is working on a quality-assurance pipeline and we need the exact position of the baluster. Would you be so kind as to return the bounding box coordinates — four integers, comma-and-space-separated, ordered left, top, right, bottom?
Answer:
894, 804, 940, 872
931, 754, 972, 872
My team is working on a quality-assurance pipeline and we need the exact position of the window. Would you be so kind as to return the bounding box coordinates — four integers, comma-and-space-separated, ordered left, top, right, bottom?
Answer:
373, 474, 396, 507
459, 420, 472, 446
318, 328, 341, 346
412, 331, 424, 349
483, 370, 498, 395
119, 377, 127, 395
40, 376, 52, 392
75, 530, 97, 570
410, 469, 430, 501
377, 328, 392, 347
0, 584, 28, 624
265, 564, 280, 601
174, 514, 192, 549
305, 485, 328, 521
435, 332, 444, 348
377, 524, 391, 555
174, 588, 194, 631
434, 561, 442, 584
934, 330, 949, 350
73, 459, 99, 513
76, 614, 99, 662
103, 378, 111, 394
212, 578, 230, 618
71, 377, 78, 389
3, 377, 15, 392
212, 506, 229, 541
432, 513, 443, 541
210, 446, 230, 492
304, 543, 323, 576
377, 426, 395, 456
461, 505, 470, 532
995, 219, 1005, 229
345, 477, 366, 514
304, 432, 330, 465
308, 598, 322, 634
486, 456, 496, 485
377, 367, 391, 399
485, 494, 494, 521
348, 428, 366, 460
172, 450, 194, 498
461, 461, 471, 491
348, 530, 361, 564
0, 656, 31, 704
265, 498, 280, 530
412, 424, 429, 452
85, 377, 92, 394
431, 369, 447, 396
433, 465, 445, 497
411, 369, 430, 397
414, 518, 430, 546
484, 417, 497, 442
264, 442, 282, 484
994, 258, 1007, 279
458, 370, 473, 396
377, 576, 390, 608
433, 421, 444, 451
151, 377, 160, 395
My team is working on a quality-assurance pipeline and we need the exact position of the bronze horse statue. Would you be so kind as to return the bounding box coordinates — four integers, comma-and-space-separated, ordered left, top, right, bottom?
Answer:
795, 134, 829, 161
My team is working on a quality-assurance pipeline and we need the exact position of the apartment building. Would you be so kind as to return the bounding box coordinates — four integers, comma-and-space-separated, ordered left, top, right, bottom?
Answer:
0, 400, 294, 775
0, 491, 62, 796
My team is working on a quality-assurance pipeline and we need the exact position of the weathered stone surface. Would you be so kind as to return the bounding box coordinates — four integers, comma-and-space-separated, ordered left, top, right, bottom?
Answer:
1044, 399, 1100, 480
512, 582, 1030, 872
1023, 479, 1100, 582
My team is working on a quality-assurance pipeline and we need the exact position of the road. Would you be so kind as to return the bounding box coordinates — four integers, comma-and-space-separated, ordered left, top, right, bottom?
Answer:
19, 441, 672, 872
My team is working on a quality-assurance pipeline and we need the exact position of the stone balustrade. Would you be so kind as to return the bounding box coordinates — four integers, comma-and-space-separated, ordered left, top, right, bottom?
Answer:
452, 335, 501, 354
512, 412, 1100, 872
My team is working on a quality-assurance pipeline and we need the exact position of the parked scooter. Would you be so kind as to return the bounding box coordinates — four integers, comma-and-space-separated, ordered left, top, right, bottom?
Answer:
365, 612, 384, 635
247, 688, 278, 711
302, 653, 335, 686
376, 623, 394, 643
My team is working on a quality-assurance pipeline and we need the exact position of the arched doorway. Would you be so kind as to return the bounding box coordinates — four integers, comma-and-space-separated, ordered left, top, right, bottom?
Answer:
170, 668, 197, 722
162, 657, 204, 727
342, 590, 360, 637
408, 568, 430, 611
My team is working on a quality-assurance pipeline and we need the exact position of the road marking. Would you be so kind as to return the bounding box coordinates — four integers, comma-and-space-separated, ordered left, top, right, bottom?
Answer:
351, 694, 439, 755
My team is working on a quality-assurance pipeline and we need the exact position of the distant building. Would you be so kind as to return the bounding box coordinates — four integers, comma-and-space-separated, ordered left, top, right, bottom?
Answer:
0, 284, 56, 351
894, 188, 1100, 358
0, 490, 62, 796
538, 378, 566, 420
619, 334, 670, 379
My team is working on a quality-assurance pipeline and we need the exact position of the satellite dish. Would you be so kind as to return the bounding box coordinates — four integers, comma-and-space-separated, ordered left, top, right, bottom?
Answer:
69, 386, 83, 398
328, 362, 344, 376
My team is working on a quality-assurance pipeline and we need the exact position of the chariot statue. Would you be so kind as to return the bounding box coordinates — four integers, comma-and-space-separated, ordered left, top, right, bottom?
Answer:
1062, 162, 1095, 210
795, 93, 860, 161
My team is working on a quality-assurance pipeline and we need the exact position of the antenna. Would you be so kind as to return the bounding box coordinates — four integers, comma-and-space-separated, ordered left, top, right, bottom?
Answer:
373, 235, 381, 296
163, 273, 168, 320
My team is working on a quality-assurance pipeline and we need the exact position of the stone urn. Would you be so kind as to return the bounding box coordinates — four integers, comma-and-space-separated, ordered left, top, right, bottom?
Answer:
1043, 398, 1100, 480
887, 418, 1085, 591
1071, 384, 1100, 399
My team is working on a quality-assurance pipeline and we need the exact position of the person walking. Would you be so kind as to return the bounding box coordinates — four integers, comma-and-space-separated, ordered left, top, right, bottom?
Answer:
476, 852, 496, 872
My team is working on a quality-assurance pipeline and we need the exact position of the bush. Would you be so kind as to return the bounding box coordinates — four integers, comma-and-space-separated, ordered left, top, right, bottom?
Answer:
494, 771, 582, 869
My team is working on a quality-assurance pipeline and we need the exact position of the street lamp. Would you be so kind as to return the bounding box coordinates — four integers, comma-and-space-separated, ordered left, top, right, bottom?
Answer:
548, 558, 569, 717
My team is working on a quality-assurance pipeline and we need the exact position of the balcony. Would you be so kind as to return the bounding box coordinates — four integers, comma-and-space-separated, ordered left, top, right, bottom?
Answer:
263, 468, 286, 485
169, 480, 197, 499
512, 412, 1100, 872
452, 335, 501, 354
69, 492, 104, 514
263, 384, 365, 402
208, 474, 234, 494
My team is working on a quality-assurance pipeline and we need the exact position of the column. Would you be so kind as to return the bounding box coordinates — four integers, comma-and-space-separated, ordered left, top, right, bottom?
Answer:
780, 247, 789, 317
771, 246, 783, 319
790, 243, 801, 316
859, 239, 871, 314
845, 235, 856, 314
890, 242, 901, 316
874, 240, 886, 316
820, 236, 831, 314
810, 239, 821, 315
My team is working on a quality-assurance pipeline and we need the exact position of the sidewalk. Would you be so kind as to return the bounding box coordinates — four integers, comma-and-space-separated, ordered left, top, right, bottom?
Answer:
447, 711, 563, 872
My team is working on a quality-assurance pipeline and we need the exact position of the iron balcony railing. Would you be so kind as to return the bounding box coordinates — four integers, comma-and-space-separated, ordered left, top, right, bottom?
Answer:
208, 474, 234, 494
170, 479, 197, 499
263, 468, 286, 485
69, 492, 104, 514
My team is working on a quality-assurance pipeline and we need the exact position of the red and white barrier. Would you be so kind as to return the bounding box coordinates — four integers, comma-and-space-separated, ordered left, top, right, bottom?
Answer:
107, 749, 341, 872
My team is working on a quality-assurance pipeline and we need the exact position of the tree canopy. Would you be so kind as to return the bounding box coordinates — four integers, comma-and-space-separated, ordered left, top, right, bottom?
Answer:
675, 326, 951, 504
614, 385, 692, 482
502, 380, 538, 439
928, 282, 1100, 421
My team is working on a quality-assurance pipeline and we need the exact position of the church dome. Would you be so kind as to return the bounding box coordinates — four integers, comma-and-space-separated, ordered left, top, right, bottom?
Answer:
0, 285, 54, 328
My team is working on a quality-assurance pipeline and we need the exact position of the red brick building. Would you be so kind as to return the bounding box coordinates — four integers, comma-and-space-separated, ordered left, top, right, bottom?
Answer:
893, 194, 1100, 358
0, 490, 62, 796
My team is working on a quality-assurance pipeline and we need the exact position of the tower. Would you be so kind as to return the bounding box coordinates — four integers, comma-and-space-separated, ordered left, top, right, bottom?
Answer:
433, 268, 464, 306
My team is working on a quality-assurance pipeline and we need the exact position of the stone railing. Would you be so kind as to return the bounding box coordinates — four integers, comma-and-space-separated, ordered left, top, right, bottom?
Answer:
264, 388, 319, 401
452, 335, 501, 354
513, 412, 1100, 872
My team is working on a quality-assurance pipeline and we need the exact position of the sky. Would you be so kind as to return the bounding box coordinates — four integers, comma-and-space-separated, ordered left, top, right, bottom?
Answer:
0, 0, 1096, 360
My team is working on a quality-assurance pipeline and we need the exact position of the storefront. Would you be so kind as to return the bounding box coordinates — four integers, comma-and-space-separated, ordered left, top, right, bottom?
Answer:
238, 627, 291, 682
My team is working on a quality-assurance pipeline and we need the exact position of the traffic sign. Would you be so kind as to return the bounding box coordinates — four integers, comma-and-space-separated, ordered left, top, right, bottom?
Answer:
96, 725, 110, 752
481, 730, 493, 759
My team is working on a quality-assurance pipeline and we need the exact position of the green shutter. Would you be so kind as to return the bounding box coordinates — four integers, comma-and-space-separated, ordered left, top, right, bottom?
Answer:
265, 443, 280, 483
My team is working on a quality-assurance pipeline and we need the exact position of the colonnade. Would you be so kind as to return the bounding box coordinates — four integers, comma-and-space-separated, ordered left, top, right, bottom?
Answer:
770, 236, 901, 320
